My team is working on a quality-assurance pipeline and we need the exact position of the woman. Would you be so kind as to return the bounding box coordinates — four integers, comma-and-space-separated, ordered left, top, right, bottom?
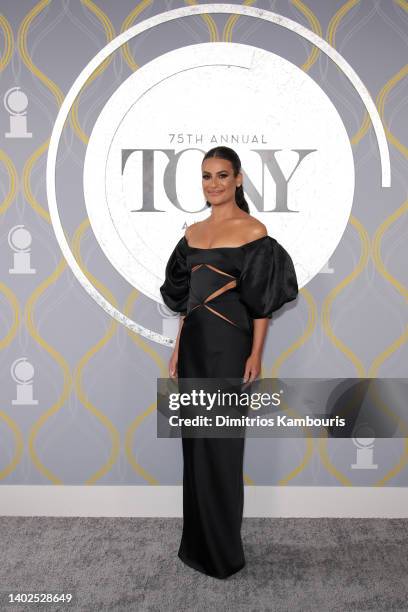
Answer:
160, 146, 298, 579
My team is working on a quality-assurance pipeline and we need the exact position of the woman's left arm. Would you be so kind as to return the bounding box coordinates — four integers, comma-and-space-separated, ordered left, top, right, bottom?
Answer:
243, 318, 269, 383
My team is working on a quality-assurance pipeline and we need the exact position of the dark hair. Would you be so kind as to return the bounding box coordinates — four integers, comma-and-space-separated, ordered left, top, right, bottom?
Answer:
202, 146, 250, 214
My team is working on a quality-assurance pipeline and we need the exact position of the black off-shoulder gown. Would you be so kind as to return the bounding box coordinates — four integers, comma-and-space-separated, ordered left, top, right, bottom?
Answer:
160, 235, 298, 579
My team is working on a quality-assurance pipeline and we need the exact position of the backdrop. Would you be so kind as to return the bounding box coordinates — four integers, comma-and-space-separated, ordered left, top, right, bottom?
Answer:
0, 0, 407, 514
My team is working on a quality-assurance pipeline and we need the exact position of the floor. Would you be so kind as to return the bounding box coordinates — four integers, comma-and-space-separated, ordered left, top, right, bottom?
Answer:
1, 517, 407, 611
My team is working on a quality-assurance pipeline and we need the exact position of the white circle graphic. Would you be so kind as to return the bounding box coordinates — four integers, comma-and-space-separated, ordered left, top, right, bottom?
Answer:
47, 4, 390, 346
84, 42, 354, 304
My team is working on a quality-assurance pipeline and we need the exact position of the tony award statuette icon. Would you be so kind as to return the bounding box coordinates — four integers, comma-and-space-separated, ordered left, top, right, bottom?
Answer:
11, 358, 39, 406
4, 87, 32, 139
8, 226, 36, 274
351, 426, 378, 470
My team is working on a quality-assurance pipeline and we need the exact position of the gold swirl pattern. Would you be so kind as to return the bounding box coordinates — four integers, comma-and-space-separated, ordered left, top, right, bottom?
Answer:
0, 12, 14, 71
19, 0, 120, 484
70, 0, 116, 146
0, 1, 403, 492
319, 0, 408, 486
0, 16, 23, 479
121, 1, 155, 70
71, 219, 121, 484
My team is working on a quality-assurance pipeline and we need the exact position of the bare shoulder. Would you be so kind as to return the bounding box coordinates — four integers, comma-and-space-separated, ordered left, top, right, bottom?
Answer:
242, 217, 268, 241
184, 221, 203, 242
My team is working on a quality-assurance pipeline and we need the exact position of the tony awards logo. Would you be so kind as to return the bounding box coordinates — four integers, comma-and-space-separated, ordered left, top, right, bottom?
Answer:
83, 42, 356, 339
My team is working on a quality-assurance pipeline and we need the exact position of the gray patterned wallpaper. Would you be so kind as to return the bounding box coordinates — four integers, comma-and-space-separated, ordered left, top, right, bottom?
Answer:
0, 0, 406, 487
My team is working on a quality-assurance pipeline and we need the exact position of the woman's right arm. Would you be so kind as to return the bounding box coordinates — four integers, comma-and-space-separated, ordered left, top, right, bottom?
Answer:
169, 315, 185, 378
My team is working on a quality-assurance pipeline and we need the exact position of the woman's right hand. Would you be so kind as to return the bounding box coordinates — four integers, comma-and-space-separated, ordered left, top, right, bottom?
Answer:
169, 349, 178, 379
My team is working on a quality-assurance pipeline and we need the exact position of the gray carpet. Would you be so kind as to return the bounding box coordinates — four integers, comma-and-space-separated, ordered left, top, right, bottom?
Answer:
0, 517, 407, 611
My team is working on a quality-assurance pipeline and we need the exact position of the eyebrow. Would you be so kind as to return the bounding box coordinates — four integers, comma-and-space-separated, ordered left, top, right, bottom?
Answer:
202, 170, 229, 174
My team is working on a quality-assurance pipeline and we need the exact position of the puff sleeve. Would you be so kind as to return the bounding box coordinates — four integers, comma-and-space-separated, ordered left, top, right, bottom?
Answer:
159, 238, 189, 315
238, 237, 298, 319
